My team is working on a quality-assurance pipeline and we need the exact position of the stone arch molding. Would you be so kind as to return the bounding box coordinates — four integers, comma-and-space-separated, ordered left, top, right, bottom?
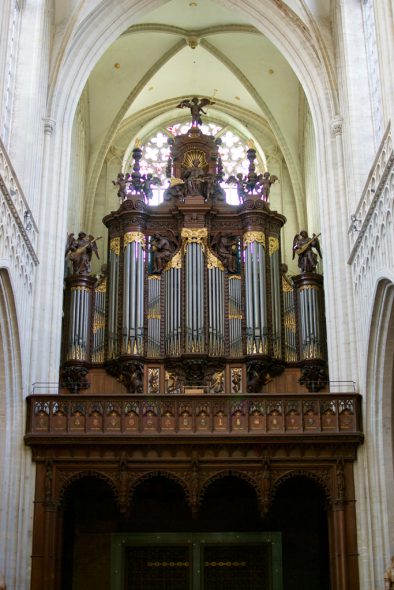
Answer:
361, 277, 394, 567
0, 269, 28, 590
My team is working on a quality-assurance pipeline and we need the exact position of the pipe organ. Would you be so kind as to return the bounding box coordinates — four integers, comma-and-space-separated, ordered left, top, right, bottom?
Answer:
62, 125, 328, 394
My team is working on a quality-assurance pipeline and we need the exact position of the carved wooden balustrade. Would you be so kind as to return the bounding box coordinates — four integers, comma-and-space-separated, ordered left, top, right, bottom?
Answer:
25, 393, 362, 440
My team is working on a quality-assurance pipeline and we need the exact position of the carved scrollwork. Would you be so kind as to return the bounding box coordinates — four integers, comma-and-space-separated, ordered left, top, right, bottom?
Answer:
199, 469, 261, 504
270, 468, 331, 502
258, 458, 272, 518
334, 457, 346, 509
128, 470, 189, 505
57, 469, 119, 508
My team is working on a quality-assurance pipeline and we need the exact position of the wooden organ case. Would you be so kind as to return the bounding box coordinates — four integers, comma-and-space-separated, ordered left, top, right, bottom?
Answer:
25, 120, 363, 590
62, 124, 328, 394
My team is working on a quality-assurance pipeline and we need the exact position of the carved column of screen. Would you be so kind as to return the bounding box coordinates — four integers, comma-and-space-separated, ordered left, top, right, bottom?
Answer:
207, 249, 224, 356
243, 231, 268, 354
107, 237, 120, 359
147, 276, 161, 357
65, 276, 95, 362
92, 278, 106, 363
293, 274, 325, 360
164, 251, 182, 356
122, 232, 145, 355
282, 275, 297, 361
228, 275, 242, 356
183, 228, 206, 354
269, 237, 282, 358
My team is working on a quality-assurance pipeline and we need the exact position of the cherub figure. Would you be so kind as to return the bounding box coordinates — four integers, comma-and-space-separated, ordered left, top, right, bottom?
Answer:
176, 97, 215, 126
292, 231, 322, 273
142, 173, 161, 201
112, 172, 130, 201
226, 173, 246, 202
257, 171, 279, 201
65, 232, 101, 275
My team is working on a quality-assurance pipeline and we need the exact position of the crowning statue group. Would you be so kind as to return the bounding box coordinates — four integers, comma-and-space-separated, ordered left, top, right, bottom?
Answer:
67, 98, 322, 278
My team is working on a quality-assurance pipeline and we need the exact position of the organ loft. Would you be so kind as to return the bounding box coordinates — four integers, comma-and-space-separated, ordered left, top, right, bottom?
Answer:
25, 100, 362, 590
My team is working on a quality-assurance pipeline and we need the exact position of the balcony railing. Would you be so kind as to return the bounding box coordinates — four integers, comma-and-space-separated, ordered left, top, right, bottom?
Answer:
25, 393, 362, 440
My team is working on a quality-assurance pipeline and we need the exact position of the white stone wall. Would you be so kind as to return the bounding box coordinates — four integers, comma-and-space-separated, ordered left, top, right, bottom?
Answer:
348, 125, 394, 589
67, 88, 90, 234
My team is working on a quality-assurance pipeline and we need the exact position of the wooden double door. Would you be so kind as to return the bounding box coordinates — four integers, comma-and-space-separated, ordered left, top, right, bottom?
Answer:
111, 533, 282, 590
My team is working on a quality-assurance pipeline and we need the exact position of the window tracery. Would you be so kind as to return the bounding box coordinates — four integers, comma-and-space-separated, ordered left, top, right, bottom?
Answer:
1, 0, 21, 147
362, 0, 384, 146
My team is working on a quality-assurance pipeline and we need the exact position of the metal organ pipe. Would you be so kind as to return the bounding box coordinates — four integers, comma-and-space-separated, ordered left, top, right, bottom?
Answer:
252, 243, 261, 350
245, 245, 253, 352
258, 242, 267, 353
137, 243, 144, 354
129, 242, 136, 353
108, 248, 119, 359
68, 289, 76, 358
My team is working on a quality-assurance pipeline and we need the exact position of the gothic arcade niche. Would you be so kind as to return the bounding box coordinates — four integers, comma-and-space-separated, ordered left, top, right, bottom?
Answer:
61, 100, 327, 395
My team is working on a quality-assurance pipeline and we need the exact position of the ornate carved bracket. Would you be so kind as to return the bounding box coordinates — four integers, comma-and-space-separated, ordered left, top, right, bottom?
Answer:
60, 364, 90, 394
246, 357, 285, 392
105, 359, 144, 393
299, 361, 328, 392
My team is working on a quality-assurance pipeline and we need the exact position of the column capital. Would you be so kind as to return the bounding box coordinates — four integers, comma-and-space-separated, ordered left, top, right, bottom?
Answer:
330, 115, 344, 137
43, 117, 56, 135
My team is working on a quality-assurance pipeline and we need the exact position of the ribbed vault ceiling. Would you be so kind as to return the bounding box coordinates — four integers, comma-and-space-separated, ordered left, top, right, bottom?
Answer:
67, 0, 334, 233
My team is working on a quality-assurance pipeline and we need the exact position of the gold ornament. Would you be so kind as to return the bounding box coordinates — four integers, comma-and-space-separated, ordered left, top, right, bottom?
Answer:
123, 231, 145, 247
268, 236, 279, 255
243, 231, 265, 247
207, 248, 224, 270
164, 250, 182, 270
110, 237, 120, 256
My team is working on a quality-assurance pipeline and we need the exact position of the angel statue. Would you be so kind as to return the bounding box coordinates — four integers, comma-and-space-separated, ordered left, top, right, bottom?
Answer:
142, 173, 161, 201
384, 556, 394, 589
176, 97, 215, 126
226, 173, 246, 202
292, 231, 322, 273
112, 172, 131, 201
149, 231, 179, 274
65, 232, 101, 275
